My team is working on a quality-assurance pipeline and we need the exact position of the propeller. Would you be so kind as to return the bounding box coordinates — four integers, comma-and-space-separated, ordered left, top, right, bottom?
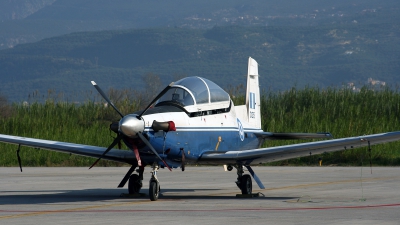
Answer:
89, 134, 123, 169
137, 132, 172, 171
110, 121, 122, 149
137, 82, 174, 118
119, 114, 144, 138
91, 81, 124, 118
90, 80, 174, 170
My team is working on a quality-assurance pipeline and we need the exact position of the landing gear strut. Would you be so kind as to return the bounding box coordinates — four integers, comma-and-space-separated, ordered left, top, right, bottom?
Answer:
235, 165, 252, 195
149, 163, 161, 201
122, 164, 161, 201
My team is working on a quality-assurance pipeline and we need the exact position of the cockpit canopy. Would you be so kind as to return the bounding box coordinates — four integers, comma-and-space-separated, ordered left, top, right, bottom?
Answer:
156, 77, 231, 112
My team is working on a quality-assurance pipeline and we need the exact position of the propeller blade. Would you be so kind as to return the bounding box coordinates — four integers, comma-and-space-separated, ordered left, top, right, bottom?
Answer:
89, 135, 123, 169
118, 165, 137, 188
91, 81, 124, 118
138, 82, 174, 118
137, 132, 172, 171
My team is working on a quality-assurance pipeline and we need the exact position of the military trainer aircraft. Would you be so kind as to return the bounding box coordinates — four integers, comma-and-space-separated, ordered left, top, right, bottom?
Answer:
1, 57, 400, 201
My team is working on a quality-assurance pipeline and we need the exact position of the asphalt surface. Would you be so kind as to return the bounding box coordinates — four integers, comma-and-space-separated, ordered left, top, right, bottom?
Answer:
1, 167, 400, 225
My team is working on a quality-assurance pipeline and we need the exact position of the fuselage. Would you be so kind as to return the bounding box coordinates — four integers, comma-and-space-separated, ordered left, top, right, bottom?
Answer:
119, 75, 263, 168
130, 102, 263, 167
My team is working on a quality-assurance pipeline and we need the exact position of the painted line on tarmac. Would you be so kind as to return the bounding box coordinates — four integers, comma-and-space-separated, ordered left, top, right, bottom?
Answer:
207, 176, 399, 197
1, 203, 400, 214
1, 176, 398, 220
0, 199, 157, 220
262, 176, 398, 192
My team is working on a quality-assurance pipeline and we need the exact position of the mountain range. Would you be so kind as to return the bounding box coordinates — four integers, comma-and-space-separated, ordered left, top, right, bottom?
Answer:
2, 0, 398, 49
0, 0, 399, 102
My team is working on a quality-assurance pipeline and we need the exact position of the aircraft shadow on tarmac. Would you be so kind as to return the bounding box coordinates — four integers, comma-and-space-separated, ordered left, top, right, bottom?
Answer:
0, 188, 297, 204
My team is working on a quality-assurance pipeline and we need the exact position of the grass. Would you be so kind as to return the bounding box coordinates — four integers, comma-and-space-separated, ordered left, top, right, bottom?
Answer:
0, 97, 139, 167
257, 86, 400, 166
1, 85, 400, 166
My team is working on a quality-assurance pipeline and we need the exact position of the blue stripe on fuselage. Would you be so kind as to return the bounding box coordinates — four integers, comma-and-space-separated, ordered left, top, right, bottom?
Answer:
147, 129, 261, 162
144, 127, 263, 132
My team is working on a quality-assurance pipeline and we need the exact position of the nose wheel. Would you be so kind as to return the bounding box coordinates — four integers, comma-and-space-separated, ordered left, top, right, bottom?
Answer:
149, 180, 160, 201
149, 163, 161, 201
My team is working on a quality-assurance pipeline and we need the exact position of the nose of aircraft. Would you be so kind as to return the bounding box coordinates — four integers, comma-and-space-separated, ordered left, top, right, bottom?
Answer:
119, 114, 145, 138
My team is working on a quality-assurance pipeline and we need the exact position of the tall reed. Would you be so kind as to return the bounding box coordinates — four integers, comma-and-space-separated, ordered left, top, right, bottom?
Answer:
1, 86, 400, 166
0, 96, 140, 166
258, 86, 400, 165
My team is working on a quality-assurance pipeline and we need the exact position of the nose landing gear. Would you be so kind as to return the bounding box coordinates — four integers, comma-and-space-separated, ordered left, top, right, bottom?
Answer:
121, 164, 161, 201
149, 163, 161, 201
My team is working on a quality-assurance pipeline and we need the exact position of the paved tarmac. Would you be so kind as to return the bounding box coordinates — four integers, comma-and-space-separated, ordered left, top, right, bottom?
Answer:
1, 166, 400, 225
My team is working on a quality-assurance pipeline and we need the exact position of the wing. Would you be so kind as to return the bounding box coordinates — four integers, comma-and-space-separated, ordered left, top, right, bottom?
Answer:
200, 131, 400, 165
254, 132, 333, 140
0, 134, 137, 164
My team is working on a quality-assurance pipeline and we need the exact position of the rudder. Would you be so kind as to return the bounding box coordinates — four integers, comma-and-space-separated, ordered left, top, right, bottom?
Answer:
245, 57, 261, 129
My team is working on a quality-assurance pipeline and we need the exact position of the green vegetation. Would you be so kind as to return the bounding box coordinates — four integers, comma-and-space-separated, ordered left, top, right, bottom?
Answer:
259, 86, 400, 166
1, 86, 400, 167
0, 91, 141, 167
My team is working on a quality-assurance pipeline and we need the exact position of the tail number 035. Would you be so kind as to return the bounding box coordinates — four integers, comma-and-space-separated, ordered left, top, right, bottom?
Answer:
250, 111, 255, 119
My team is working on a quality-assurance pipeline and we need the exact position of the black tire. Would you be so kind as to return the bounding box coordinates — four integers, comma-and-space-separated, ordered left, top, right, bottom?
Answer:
240, 174, 252, 195
128, 174, 142, 194
149, 180, 160, 201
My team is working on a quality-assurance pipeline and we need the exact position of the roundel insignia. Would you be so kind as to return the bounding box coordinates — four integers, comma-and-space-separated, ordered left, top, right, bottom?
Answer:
237, 118, 244, 141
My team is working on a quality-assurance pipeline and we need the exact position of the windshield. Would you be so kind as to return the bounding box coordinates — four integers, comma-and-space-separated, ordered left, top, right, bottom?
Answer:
156, 87, 194, 106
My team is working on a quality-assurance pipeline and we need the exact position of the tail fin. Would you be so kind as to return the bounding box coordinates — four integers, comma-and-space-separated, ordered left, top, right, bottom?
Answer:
245, 57, 261, 129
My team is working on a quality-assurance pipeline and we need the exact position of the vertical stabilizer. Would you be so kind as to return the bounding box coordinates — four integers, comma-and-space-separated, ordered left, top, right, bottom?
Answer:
245, 57, 261, 129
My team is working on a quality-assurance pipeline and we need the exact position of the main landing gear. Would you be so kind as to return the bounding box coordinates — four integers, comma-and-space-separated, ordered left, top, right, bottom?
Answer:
125, 163, 161, 201
235, 165, 252, 195
128, 166, 144, 195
